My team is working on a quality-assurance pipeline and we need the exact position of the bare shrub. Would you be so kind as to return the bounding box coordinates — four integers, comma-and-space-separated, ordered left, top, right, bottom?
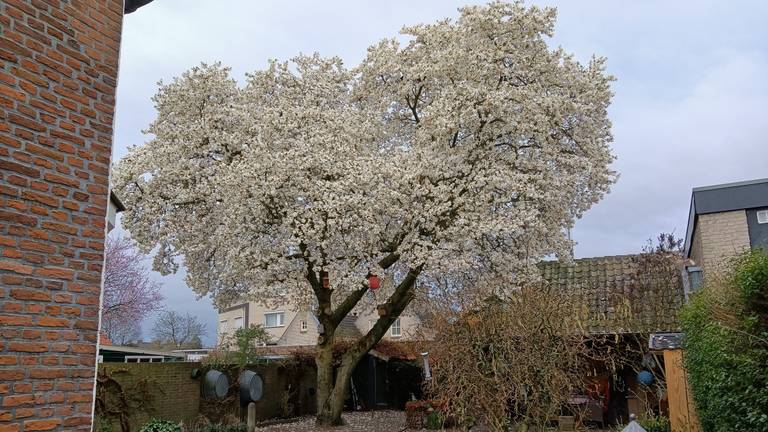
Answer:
427, 286, 615, 430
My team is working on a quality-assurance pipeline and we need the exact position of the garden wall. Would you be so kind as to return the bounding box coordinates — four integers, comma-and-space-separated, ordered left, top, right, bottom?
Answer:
96, 361, 317, 431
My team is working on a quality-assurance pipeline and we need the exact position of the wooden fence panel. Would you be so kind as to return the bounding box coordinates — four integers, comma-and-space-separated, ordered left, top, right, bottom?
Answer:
663, 349, 701, 432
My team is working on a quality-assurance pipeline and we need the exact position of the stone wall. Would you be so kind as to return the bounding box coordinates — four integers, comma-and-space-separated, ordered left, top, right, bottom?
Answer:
0, 1, 124, 431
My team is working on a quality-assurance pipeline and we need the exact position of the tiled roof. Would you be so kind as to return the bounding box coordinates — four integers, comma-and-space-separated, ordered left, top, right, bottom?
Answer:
539, 254, 684, 334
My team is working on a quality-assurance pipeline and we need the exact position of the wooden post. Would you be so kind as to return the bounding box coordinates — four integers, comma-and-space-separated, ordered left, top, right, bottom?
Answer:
247, 402, 256, 432
663, 349, 700, 432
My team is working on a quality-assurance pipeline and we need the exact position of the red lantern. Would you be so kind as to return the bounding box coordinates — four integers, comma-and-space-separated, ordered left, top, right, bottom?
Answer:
368, 274, 380, 290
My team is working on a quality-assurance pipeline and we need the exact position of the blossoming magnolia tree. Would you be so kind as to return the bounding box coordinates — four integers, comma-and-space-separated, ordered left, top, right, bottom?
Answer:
115, 2, 615, 425
101, 235, 163, 344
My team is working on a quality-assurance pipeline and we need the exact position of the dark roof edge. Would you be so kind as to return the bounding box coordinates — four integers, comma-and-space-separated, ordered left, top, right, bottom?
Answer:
692, 177, 768, 192
684, 193, 696, 258
124, 0, 155, 14
109, 190, 126, 212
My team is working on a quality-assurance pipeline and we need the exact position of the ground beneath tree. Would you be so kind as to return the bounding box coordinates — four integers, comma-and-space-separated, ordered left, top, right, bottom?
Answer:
254, 410, 459, 431
254, 411, 615, 431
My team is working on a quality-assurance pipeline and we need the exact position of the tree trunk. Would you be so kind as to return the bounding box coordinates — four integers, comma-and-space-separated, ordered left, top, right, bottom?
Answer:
314, 265, 423, 426
315, 329, 344, 426
316, 341, 367, 426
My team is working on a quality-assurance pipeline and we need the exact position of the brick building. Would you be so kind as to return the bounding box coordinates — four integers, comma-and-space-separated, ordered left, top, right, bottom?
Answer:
1, 1, 153, 431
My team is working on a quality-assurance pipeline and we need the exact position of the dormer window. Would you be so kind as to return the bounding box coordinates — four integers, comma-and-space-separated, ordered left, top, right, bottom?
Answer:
390, 318, 401, 337
757, 210, 768, 224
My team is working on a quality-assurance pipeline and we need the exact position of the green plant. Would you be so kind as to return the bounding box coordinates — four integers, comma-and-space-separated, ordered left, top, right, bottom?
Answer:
139, 419, 181, 432
681, 250, 768, 432
425, 410, 445, 430
203, 325, 271, 368
96, 417, 115, 432
639, 415, 670, 432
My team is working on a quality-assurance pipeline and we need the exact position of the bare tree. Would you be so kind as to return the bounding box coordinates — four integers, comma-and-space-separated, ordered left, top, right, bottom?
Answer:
101, 235, 163, 343
151, 310, 206, 349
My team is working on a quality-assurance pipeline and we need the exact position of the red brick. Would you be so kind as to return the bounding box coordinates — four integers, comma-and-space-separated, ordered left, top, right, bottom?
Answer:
8, 342, 48, 353
23, 419, 62, 431
21, 190, 59, 207
0, 261, 34, 275
10, 289, 51, 301
43, 172, 80, 187
37, 316, 69, 327
0, 356, 18, 366
0, 315, 34, 326
40, 220, 77, 235
0, 159, 40, 177
34, 266, 75, 280
1, 394, 34, 407
0, 370, 25, 381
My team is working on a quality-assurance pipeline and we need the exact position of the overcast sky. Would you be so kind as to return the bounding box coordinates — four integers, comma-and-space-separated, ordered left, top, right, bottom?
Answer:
111, 0, 768, 346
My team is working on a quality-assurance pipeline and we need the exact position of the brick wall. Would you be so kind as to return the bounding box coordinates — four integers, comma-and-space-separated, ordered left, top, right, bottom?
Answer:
97, 362, 201, 430
694, 210, 752, 272
97, 362, 318, 430
0, 1, 124, 431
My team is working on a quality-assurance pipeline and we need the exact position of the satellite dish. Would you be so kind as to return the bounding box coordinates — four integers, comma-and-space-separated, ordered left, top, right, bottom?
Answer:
239, 370, 263, 404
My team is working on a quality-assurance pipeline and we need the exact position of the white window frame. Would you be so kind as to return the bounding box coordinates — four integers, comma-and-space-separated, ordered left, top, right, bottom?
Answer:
233, 316, 244, 330
300, 320, 308, 332
125, 355, 164, 363
219, 319, 229, 335
390, 318, 401, 337
264, 311, 285, 328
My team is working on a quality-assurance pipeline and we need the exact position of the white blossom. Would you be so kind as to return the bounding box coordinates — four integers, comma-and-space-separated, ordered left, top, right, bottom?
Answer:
114, 2, 616, 312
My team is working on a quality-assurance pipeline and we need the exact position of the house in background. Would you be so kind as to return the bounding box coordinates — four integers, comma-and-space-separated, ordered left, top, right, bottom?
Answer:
683, 178, 768, 295
217, 297, 423, 347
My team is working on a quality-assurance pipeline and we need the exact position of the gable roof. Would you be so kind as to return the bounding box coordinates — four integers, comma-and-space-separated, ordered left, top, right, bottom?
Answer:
684, 178, 768, 258
539, 254, 684, 334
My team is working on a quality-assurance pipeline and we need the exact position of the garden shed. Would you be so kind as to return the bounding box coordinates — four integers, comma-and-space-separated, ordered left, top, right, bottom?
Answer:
539, 254, 686, 428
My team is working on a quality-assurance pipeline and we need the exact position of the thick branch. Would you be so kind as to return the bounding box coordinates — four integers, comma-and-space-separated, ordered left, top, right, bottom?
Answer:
340, 265, 423, 365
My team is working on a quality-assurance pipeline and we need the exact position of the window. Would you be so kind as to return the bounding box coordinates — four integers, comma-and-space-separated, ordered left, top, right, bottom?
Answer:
219, 319, 228, 335
390, 318, 401, 337
300, 320, 308, 332
233, 316, 244, 330
265, 312, 285, 327
758, 210, 768, 224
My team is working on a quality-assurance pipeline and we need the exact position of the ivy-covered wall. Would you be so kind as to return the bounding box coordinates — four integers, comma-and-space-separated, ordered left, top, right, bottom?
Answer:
96, 362, 201, 431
